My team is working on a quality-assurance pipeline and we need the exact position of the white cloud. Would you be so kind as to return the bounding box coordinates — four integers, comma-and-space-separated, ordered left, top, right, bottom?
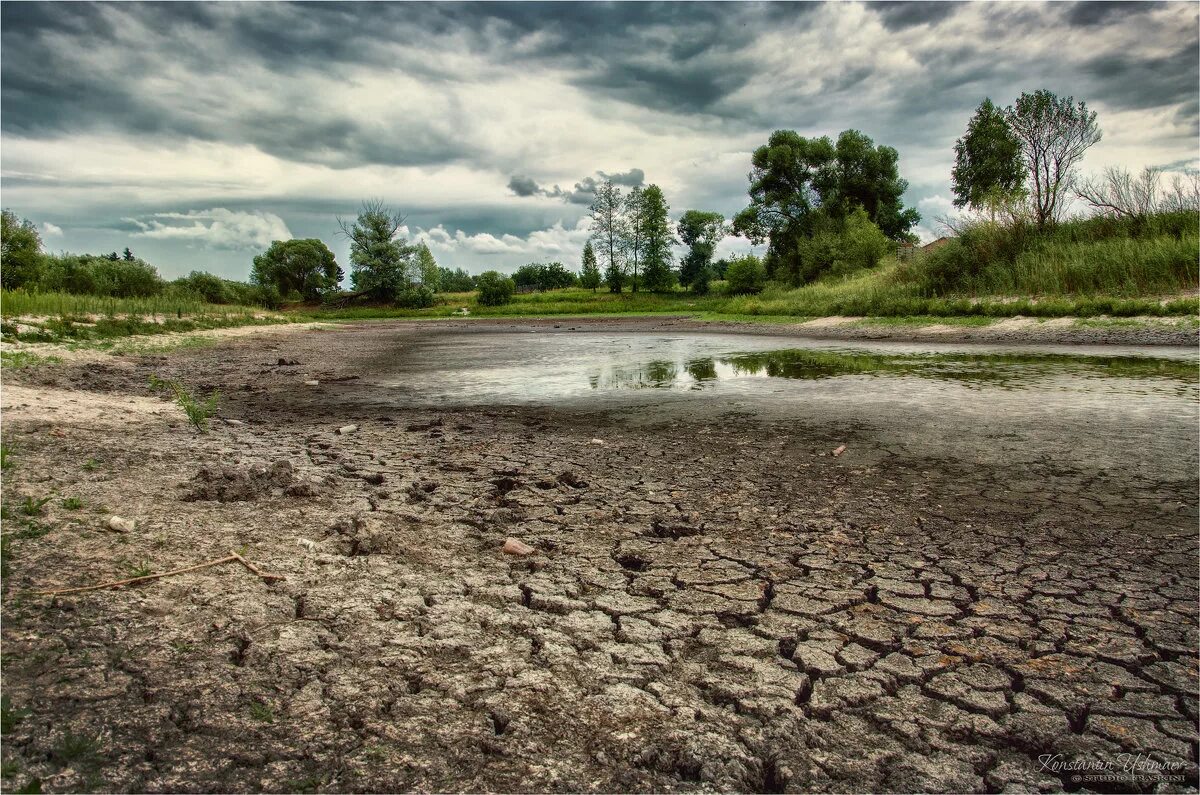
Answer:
127, 208, 291, 250
40, 222, 63, 237
411, 218, 593, 270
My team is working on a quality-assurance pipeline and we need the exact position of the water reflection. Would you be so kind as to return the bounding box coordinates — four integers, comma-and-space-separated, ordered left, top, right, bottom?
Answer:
587, 347, 1199, 394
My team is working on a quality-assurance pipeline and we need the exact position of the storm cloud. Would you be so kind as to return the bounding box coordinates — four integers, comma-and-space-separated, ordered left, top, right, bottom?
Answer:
1, 1, 1196, 276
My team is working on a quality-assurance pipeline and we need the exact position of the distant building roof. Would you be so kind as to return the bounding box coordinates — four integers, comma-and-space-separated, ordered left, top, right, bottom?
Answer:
922, 236, 953, 252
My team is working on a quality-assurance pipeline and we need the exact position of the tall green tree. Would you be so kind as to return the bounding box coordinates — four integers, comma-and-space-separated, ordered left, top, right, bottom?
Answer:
951, 98, 1025, 212
822, 130, 920, 240
579, 241, 601, 292
638, 185, 675, 291
0, 210, 43, 290
415, 242, 440, 292
677, 210, 725, 292
1005, 89, 1102, 228
251, 238, 342, 300
588, 181, 627, 293
622, 186, 646, 292
337, 200, 417, 301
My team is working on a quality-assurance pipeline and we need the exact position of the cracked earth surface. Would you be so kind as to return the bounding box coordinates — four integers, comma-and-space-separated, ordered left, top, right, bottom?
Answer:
1, 319, 1197, 793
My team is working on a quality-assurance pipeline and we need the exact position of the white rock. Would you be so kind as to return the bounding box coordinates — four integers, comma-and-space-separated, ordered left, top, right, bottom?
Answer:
589, 438, 606, 446
107, 515, 135, 533
304, 380, 320, 386
225, 419, 245, 426
337, 424, 358, 435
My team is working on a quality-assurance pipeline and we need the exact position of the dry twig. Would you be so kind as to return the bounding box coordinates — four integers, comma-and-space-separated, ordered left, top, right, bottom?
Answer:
32, 552, 284, 596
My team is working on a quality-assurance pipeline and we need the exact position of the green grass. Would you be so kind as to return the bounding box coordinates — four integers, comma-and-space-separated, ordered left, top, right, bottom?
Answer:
60, 497, 84, 510
1, 290, 262, 319
19, 496, 50, 517
0, 351, 63, 369
148, 375, 220, 432
249, 701, 274, 723
1, 443, 13, 471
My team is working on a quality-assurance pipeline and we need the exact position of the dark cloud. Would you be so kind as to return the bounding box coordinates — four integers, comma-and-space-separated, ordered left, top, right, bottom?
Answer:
1064, 1, 1158, 27
1083, 43, 1200, 112
509, 168, 646, 204
873, 2, 963, 31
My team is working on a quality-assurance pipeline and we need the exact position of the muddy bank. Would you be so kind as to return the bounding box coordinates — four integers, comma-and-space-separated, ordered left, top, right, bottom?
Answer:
367, 314, 1200, 347
1, 320, 1196, 793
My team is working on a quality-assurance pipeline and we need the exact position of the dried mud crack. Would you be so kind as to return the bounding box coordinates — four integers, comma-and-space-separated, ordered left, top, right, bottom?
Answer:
1, 320, 1196, 793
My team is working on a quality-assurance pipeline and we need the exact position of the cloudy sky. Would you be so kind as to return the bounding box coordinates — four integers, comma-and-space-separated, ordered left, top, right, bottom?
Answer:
2, 1, 1197, 280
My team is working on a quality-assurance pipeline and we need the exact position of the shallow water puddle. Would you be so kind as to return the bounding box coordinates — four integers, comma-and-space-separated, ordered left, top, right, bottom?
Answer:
381, 332, 1198, 404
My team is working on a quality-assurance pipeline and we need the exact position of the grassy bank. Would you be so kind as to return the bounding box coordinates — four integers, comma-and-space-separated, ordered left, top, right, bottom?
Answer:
1, 290, 287, 345
300, 260, 1198, 323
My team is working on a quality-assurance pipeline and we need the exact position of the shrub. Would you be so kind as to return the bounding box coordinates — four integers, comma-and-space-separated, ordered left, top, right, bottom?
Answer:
41, 254, 164, 298
476, 271, 515, 306
725, 255, 767, 295
149, 375, 220, 432
395, 285, 435, 308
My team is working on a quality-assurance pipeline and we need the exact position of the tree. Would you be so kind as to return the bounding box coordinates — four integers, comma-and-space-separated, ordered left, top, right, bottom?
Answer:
623, 186, 646, 292
122, 247, 135, 261
725, 254, 766, 295
437, 266, 476, 292
337, 201, 417, 301
677, 210, 725, 291
1005, 89, 1102, 228
588, 181, 626, 293
415, 243, 440, 292
824, 130, 921, 240
732, 129, 919, 282
513, 262, 576, 291
579, 241, 601, 292
475, 271, 515, 306
251, 238, 342, 300
0, 210, 43, 290
951, 98, 1025, 212
638, 185, 675, 291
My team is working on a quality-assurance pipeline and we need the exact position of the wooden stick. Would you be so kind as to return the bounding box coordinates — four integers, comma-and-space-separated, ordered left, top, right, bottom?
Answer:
32, 551, 284, 596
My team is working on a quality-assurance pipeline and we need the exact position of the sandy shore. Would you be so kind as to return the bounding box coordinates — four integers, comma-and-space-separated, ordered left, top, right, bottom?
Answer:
0, 319, 1196, 792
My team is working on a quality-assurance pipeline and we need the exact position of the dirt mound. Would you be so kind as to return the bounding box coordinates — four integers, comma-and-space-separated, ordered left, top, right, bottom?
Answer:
182, 460, 320, 502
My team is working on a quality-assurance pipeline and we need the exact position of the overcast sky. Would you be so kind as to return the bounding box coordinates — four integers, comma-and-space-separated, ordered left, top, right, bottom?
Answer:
2, 1, 1197, 280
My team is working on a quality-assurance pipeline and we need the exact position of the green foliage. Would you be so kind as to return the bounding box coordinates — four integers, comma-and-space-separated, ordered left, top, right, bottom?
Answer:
19, 496, 51, 517
50, 731, 100, 769
39, 254, 163, 298
1, 211, 44, 290
415, 243, 440, 292
340, 201, 417, 301
678, 210, 725, 292
638, 185, 676, 292
791, 208, 891, 283
1, 697, 31, 735
128, 560, 153, 578
733, 129, 919, 282
0, 442, 12, 471
436, 266, 475, 293
251, 239, 342, 300
588, 181, 627, 291
395, 285, 435, 308
249, 701, 275, 723
579, 241, 601, 292
475, 271, 515, 306
60, 497, 84, 510
149, 375, 220, 432
513, 262, 577, 291
725, 255, 767, 295
1, 352, 63, 369
907, 211, 1199, 297
952, 98, 1025, 211
1005, 89, 1102, 227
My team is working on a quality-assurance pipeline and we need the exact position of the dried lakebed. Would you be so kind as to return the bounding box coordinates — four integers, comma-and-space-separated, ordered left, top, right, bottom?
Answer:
1, 319, 1197, 793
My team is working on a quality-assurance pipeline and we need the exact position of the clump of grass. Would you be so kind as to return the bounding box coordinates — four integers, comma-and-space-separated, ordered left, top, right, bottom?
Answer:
127, 560, 152, 578
82, 458, 102, 471
0, 696, 31, 734
59, 497, 84, 510
1, 443, 13, 471
248, 701, 274, 723
19, 496, 50, 517
0, 351, 63, 369
148, 375, 220, 432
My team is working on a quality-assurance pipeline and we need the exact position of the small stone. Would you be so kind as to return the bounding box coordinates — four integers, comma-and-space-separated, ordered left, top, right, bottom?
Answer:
107, 515, 135, 533
225, 419, 245, 426
589, 438, 606, 445
337, 424, 358, 435
304, 380, 319, 386
503, 537, 536, 556
832, 445, 847, 456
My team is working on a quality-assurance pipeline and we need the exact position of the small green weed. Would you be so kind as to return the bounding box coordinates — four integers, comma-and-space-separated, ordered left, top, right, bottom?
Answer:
127, 560, 152, 578
149, 375, 220, 432
248, 701, 274, 723
1, 443, 13, 471
1, 696, 31, 734
60, 497, 84, 510
50, 731, 100, 768
82, 458, 102, 471
0, 351, 63, 370
19, 496, 50, 517
1, 759, 19, 778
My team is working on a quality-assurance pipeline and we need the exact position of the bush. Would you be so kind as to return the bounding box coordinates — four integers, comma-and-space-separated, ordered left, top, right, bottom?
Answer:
396, 285, 435, 308
476, 271, 515, 306
174, 271, 228, 303
513, 262, 577, 291
725, 255, 767, 295
40, 254, 164, 298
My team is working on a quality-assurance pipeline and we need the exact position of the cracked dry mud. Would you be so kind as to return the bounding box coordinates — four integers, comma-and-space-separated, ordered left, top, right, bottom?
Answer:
1, 319, 1197, 793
